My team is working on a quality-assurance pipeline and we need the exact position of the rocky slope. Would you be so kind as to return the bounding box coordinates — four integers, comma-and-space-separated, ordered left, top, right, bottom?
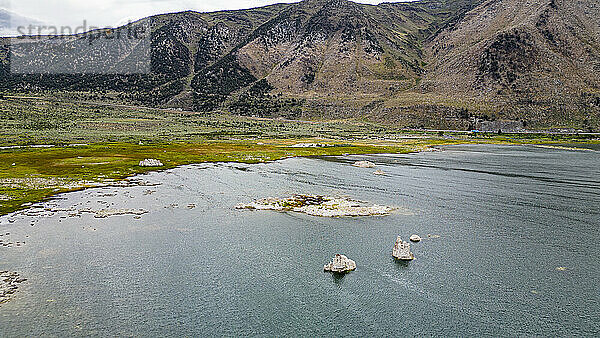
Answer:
1, 0, 598, 130
421, 0, 600, 130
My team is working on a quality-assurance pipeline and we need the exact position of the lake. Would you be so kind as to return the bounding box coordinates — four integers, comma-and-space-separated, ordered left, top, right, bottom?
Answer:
1, 144, 599, 336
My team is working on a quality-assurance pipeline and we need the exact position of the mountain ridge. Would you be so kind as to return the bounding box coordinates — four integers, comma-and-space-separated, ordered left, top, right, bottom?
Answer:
0, 0, 598, 131
421, 0, 600, 129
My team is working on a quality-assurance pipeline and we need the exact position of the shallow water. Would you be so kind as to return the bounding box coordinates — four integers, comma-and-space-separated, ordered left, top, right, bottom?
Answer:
1, 144, 599, 336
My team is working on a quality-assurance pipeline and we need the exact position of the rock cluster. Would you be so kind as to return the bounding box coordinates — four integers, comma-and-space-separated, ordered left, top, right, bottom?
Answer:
352, 161, 376, 168
324, 254, 356, 273
139, 159, 164, 167
0, 232, 24, 248
0, 175, 158, 195
87, 208, 149, 219
392, 236, 415, 261
236, 194, 394, 217
290, 143, 330, 148
0, 177, 97, 190
0, 271, 26, 305
12, 204, 150, 221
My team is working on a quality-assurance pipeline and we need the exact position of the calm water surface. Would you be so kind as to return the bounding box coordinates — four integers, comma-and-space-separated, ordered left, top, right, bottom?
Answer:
1, 144, 599, 336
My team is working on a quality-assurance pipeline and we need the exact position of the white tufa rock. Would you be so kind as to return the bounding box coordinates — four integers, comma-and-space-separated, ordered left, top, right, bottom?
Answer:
409, 235, 422, 242
139, 159, 164, 167
324, 254, 356, 273
353, 161, 376, 168
392, 236, 414, 261
235, 195, 394, 217
290, 143, 330, 148
76, 208, 149, 218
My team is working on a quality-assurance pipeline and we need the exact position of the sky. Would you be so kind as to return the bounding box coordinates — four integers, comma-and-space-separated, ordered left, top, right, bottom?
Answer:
0, 0, 392, 32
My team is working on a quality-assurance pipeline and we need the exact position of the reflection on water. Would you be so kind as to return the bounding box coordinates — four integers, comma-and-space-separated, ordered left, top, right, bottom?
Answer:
0, 144, 599, 336
330, 273, 346, 287
393, 259, 411, 269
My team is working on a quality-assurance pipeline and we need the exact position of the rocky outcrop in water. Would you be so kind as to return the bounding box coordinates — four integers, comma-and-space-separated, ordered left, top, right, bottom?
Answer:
87, 208, 149, 219
353, 161, 376, 168
10, 204, 150, 222
409, 235, 421, 242
0, 271, 26, 305
392, 236, 414, 261
0, 231, 24, 248
236, 194, 393, 217
324, 254, 356, 273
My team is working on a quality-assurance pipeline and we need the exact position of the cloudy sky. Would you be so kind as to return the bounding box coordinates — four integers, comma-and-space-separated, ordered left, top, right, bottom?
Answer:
0, 0, 391, 31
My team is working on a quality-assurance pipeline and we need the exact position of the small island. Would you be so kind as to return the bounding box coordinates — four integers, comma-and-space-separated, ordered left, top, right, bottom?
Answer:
353, 161, 376, 168
236, 194, 394, 217
324, 254, 357, 273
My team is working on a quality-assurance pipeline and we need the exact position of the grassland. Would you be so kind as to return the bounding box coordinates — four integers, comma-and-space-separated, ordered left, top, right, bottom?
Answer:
0, 95, 598, 216
0, 96, 402, 145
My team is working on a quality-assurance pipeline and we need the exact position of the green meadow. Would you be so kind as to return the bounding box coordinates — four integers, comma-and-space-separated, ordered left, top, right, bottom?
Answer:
0, 96, 597, 215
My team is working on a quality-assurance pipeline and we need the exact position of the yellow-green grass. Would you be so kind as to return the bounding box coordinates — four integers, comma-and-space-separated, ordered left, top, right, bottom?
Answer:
2, 134, 598, 216
0, 138, 465, 216
1, 92, 598, 216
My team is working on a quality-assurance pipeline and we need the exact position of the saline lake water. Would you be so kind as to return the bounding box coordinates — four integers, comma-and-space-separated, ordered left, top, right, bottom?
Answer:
1, 144, 599, 336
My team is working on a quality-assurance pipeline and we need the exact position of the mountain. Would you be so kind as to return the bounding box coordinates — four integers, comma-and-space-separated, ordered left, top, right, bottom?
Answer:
0, 0, 598, 131
191, 0, 480, 114
421, 0, 600, 130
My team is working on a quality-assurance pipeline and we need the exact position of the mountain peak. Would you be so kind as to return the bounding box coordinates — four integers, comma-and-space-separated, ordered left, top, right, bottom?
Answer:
1, 0, 598, 130
297, 0, 360, 12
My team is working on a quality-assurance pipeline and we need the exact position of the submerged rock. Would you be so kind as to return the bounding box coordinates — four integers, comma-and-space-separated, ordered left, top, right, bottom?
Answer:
139, 159, 164, 167
78, 208, 149, 218
392, 236, 414, 261
409, 235, 422, 242
236, 195, 394, 217
353, 161, 376, 168
324, 254, 356, 273
0, 271, 26, 305
373, 170, 386, 176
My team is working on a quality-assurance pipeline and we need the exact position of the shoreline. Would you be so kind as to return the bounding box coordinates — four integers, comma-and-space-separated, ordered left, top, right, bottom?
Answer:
0, 138, 598, 217
0, 139, 452, 217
